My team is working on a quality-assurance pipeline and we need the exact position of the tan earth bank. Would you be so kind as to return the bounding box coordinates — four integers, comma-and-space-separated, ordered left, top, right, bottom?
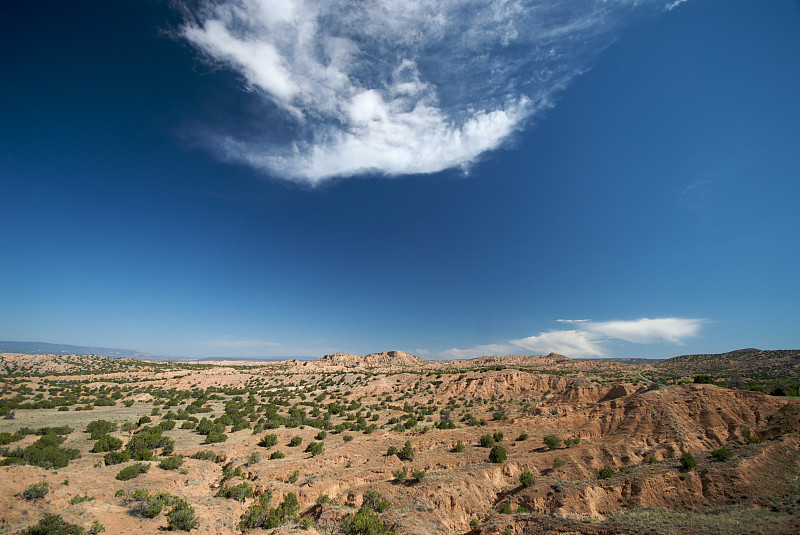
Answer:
1, 350, 799, 534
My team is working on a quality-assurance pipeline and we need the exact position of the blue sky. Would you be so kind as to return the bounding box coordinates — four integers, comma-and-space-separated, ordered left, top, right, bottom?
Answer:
1, 0, 798, 359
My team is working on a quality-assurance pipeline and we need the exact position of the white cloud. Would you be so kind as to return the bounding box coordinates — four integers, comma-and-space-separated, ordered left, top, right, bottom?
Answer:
587, 317, 702, 344
442, 316, 703, 359
179, 0, 663, 185
511, 329, 606, 357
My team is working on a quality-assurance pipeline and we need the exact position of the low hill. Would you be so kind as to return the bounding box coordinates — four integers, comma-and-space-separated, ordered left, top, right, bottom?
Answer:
654, 348, 800, 382
312, 350, 426, 368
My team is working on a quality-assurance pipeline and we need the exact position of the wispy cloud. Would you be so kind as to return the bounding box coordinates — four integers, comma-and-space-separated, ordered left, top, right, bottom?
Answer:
442, 317, 704, 358
178, 0, 663, 185
665, 0, 689, 12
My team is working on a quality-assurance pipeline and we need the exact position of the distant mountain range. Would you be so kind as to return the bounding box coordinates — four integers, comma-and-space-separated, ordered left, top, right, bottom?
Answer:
0, 341, 310, 362
0, 341, 156, 360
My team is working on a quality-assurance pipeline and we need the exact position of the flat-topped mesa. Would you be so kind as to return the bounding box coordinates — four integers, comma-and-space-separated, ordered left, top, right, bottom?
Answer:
316, 350, 425, 368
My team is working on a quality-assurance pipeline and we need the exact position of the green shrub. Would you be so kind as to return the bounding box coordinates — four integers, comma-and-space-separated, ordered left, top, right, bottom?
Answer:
492, 432, 504, 443
1, 433, 80, 470
479, 434, 495, 448
204, 431, 227, 444
166, 500, 199, 531
135, 495, 165, 518
742, 428, 764, 444
306, 441, 324, 456
543, 434, 561, 450
85, 420, 117, 440
192, 450, 216, 461
489, 445, 507, 463
564, 436, 581, 447
316, 430, 327, 440
288, 436, 302, 447
693, 375, 714, 384
131, 488, 150, 501
238, 492, 272, 531
343, 434, 354, 442
90, 434, 122, 453
519, 471, 534, 488
121, 421, 138, 432
553, 456, 565, 468
411, 469, 425, 483
500, 501, 513, 514
20, 513, 84, 535
516, 433, 529, 441
710, 448, 734, 462
316, 494, 331, 505
340, 507, 392, 535
240, 492, 299, 530
386, 446, 397, 456
116, 462, 150, 481
69, 495, 94, 505
397, 441, 414, 461
22, 481, 49, 500
680, 452, 696, 469
287, 470, 299, 484
221, 465, 242, 481
596, 466, 614, 479
104, 451, 130, 465
258, 434, 278, 448
158, 455, 184, 470
217, 482, 254, 502
248, 451, 261, 465
362, 490, 391, 512
393, 468, 407, 482
270, 450, 285, 459
451, 440, 464, 452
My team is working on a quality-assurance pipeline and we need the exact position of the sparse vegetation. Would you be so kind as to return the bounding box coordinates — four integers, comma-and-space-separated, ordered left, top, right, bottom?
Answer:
397, 440, 415, 461
23, 481, 49, 500
2, 349, 797, 535
217, 482, 254, 502
520, 471, 534, 488
166, 500, 199, 531
597, 466, 614, 479
710, 448, 734, 462
20, 513, 85, 535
